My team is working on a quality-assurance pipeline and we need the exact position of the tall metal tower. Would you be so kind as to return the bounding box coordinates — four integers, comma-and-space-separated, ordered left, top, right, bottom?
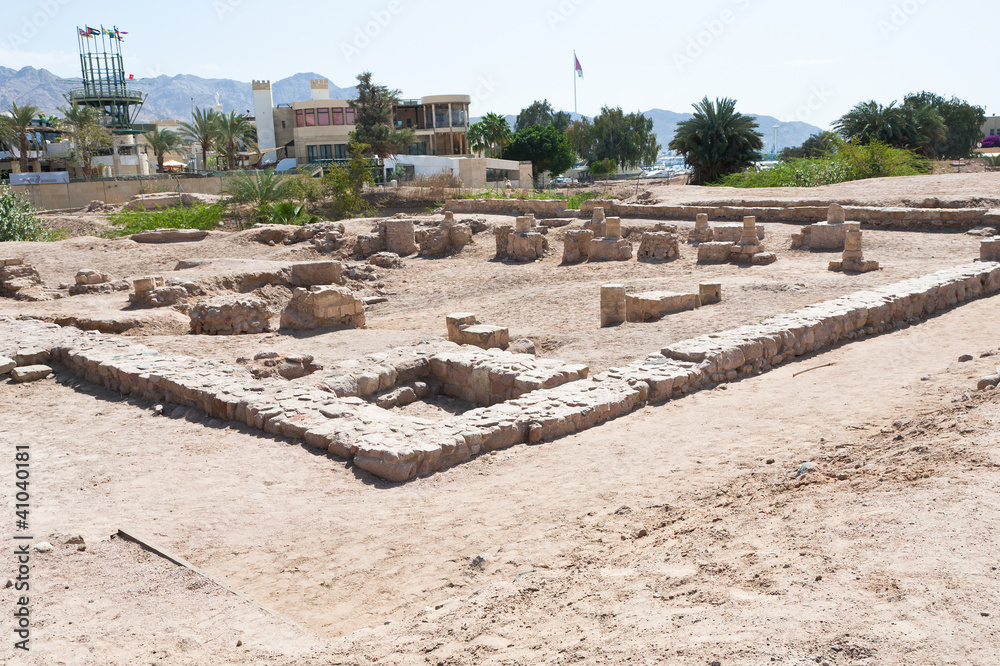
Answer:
66, 26, 145, 131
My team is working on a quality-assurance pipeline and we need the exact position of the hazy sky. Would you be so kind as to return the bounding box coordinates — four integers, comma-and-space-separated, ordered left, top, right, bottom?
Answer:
1, 0, 993, 127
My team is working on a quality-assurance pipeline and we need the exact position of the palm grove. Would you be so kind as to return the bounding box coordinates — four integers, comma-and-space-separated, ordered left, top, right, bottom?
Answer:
667, 92, 986, 187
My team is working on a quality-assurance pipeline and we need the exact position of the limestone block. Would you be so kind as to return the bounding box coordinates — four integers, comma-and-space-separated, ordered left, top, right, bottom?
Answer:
382, 219, 417, 255
75, 269, 110, 285
449, 223, 473, 247
368, 252, 402, 268
280, 286, 365, 330
981, 237, 1000, 262
584, 208, 606, 238
626, 291, 700, 322
562, 229, 594, 264
456, 324, 510, 350
131, 275, 164, 296
11, 365, 52, 383
689, 213, 714, 243
601, 284, 626, 327
713, 224, 765, 243
131, 228, 210, 243
805, 222, 847, 250
190, 295, 273, 335
697, 242, 733, 263
637, 232, 680, 262
515, 216, 532, 233
0, 356, 14, 374
827, 203, 846, 223
605, 217, 622, 239
354, 233, 385, 257
592, 206, 606, 224
588, 237, 632, 262
446, 313, 478, 342
15, 348, 50, 366
699, 283, 722, 305
0, 262, 42, 297
1, 258, 24, 266
290, 261, 343, 286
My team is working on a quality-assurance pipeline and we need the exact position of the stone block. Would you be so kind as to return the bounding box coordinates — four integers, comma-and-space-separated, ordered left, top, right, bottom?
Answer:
626, 291, 700, 322
697, 242, 733, 263
637, 232, 680, 262
190, 295, 273, 335
605, 217, 622, 239
982, 237, 1000, 262
0, 356, 14, 374
588, 237, 632, 262
382, 219, 417, 255
131, 228, 210, 243
562, 229, 594, 264
601, 284, 626, 327
280, 286, 366, 330
804, 222, 847, 250
827, 203, 846, 223
368, 252, 402, 268
456, 324, 510, 350
699, 283, 722, 305
446, 313, 478, 342
290, 261, 343, 286
75, 269, 110, 285
713, 224, 765, 243
11, 365, 52, 383
15, 348, 50, 366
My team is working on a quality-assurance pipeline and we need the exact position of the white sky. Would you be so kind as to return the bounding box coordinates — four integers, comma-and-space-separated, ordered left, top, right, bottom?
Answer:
1, 0, 994, 127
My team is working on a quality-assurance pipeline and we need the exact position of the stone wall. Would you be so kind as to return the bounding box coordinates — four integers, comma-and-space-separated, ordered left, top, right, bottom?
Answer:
6, 260, 1000, 483
444, 199, 569, 217
189, 295, 273, 335
280, 286, 366, 330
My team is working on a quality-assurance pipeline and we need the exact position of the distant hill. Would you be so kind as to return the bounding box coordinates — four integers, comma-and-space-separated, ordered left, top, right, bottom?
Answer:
0, 67, 357, 122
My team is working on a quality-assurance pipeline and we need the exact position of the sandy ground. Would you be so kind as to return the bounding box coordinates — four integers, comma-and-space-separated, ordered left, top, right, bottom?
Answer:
2, 175, 1000, 664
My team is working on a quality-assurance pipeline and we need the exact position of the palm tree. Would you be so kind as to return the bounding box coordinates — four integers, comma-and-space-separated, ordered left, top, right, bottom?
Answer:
481, 112, 513, 158
213, 111, 255, 170
668, 97, 764, 185
5, 102, 41, 173
834, 101, 908, 147
144, 128, 185, 172
467, 121, 489, 157
221, 169, 293, 228
178, 107, 220, 172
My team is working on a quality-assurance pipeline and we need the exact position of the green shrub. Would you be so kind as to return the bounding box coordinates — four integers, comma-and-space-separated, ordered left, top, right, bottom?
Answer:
105, 203, 224, 237
717, 140, 929, 188
262, 200, 318, 225
0, 185, 52, 241
456, 189, 608, 209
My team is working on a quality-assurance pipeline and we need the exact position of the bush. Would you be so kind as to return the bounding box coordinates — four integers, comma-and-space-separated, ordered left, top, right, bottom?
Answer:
982, 135, 1000, 148
105, 203, 224, 237
717, 140, 929, 188
262, 200, 318, 225
0, 185, 52, 241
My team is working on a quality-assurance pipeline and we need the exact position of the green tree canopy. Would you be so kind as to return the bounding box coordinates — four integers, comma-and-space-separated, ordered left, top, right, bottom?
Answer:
179, 107, 221, 172
504, 124, 575, 187
144, 128, 185, 173
5, 102, 41, 173
570, 106, 660, 171
514, 99, 571, 133
904, 91, 986, 159
834, 100, 948, 157
467, 112, 512, 158
349, 71, 414, 159
57, 105, 112, 175
780, 131, 838, 159
213, 111, 256, 170
668, 97, 763, 185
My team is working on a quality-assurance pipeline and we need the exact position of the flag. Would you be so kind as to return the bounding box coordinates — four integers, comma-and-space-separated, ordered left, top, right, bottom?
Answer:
78, 28, 93, 38
86, 26, 99, 35
127, 74, 134, 80
574, 53, 583, 78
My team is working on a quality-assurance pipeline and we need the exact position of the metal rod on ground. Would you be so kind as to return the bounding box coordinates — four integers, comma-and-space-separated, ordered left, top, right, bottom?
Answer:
792, 362, 837, 378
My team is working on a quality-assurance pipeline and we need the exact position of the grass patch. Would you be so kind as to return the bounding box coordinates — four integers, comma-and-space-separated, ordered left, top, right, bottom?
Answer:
104, 203, 224, 238
456, 189, 609, 209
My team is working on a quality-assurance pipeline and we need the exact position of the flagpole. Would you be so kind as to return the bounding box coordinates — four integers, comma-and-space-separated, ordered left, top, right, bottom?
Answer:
573, 51, 577, 116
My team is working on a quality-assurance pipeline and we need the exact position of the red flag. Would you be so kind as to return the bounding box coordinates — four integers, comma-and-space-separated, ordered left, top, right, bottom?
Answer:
574, 53, 583, 78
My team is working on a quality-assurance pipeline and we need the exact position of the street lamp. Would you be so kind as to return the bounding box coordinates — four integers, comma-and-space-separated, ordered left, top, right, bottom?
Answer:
772, 125, 779, 157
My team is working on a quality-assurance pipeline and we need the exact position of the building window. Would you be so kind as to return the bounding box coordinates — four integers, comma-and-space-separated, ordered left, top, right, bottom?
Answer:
334, 144, 347, 159
307, 145, 318, 162
295, 110, 304, 128
304, 109, 316, 126
346, 108, 355, 125
319, 144, 332, 160
281, 120, 286, 129
317, 108, 330, 126
332, 108, 344, 125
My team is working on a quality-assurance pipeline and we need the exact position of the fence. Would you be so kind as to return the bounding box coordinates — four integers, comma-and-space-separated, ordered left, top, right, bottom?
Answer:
12, 176, 226, 211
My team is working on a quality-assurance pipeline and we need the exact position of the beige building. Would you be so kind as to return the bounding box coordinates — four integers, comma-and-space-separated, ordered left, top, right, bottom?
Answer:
982, 116, 1000, 139
255, 79, 472, 167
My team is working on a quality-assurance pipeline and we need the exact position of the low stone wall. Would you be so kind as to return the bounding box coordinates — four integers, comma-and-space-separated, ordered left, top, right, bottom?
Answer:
444, 199, 569, 217
5, 260, 1000, 483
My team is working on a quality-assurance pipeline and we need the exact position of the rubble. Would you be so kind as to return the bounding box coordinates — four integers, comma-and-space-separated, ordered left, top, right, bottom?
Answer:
189, 295, 273, 335
280, 286, 366, 330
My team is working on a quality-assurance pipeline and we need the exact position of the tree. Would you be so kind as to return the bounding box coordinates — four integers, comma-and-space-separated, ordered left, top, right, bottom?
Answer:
514, 100, 572, 133
144, 128, 184, 173
780, 131, 838, 159
835, 99, 950, 157
669, 97, 763, 185
178, 107, 220, 172
221, 169, 293, 228
348, 71, 413, 159
322, 141, 378, 219
904, 91, 986, 158
5, 102, 41, 172
468, 112, 512, 158
57, 105, 112, 176
504, 124, 575, 188
571, 106, 660, 171
213, 111, 255, 170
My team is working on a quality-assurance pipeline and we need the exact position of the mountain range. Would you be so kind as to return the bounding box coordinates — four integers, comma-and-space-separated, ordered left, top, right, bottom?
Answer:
0, 66, 824, 151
